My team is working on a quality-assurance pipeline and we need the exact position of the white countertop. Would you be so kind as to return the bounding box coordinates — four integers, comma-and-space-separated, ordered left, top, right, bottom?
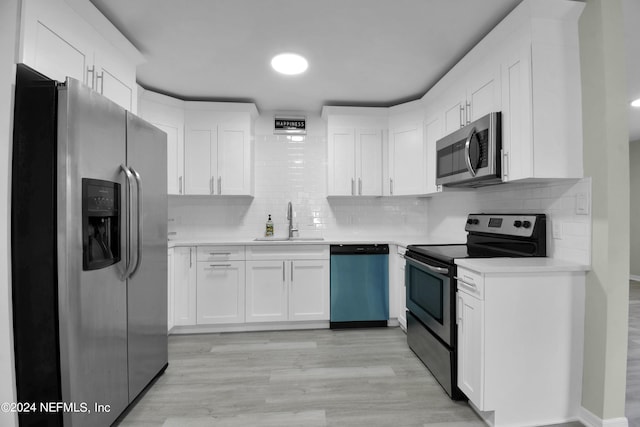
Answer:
455, 257, 590, 273
167, 237, 429, 249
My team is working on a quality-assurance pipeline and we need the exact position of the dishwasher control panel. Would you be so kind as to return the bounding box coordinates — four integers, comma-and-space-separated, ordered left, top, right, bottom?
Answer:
330, 244, 389, 255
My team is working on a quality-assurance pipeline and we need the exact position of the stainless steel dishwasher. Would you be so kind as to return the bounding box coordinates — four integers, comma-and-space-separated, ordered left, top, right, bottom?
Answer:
330, 244, 389, 329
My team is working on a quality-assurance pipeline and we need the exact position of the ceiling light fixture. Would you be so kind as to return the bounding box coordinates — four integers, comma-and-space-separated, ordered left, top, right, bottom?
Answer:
271, 53, 308, 75
632, 98, 640, 108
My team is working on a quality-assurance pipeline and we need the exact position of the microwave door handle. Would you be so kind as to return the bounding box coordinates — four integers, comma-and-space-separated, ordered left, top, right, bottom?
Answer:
402, 254, 449, 275
464, 127, 477, 177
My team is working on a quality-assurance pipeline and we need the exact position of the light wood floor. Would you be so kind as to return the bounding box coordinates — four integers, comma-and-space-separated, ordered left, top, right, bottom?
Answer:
117, 326, 587, 427
627, 281, 640, 426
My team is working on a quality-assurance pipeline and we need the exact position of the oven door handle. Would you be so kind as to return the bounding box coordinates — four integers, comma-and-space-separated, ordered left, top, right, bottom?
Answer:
403, 255, 449, 275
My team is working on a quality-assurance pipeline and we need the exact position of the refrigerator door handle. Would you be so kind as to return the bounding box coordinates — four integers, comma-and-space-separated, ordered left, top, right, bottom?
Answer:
129, 166, 143, 277
120, 164, 135, 280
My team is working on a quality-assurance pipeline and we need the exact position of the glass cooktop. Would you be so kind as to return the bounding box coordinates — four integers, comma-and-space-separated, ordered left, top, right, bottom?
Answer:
406, 244, 497, 264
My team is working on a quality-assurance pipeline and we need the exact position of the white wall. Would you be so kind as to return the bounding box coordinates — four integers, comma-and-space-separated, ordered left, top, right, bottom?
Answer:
630, 140, 640, 279
579, 0, 630, 421
0, 0, 18, 426
169, 112, 429, 242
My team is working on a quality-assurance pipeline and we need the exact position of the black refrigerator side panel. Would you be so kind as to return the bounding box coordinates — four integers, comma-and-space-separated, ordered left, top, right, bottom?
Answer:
11, 64, 63, 426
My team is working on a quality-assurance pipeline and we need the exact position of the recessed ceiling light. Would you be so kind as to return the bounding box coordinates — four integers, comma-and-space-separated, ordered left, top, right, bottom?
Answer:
632, 98, 640, 108
271, 53, 308, 75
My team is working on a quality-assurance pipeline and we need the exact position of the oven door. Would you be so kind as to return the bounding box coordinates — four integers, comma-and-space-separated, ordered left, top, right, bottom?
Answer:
404, 254, 452, 346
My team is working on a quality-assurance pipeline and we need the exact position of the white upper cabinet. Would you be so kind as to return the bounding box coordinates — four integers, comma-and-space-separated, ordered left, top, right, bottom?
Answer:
138, 90, 186, 195
498, 1, 584, 182
19, 0, 143, 112
388, 102, 427, 196
184, 103, 257, 196
357, 129, 384, 196
323, 107, 386, 197
327, 127, 357, 196
424, 114, 444, 194
439, 63, 500, 136
423, 0, 584, 185
138, 92, 257, 197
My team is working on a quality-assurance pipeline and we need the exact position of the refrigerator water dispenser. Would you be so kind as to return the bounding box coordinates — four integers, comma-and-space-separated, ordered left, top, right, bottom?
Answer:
82, 178, 120, 270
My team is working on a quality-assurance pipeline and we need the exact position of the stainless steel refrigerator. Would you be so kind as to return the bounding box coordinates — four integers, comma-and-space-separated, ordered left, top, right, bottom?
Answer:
11, 64, 168, 426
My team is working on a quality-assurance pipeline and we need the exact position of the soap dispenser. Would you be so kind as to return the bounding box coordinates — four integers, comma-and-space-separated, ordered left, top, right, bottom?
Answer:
265, 214, 274, 237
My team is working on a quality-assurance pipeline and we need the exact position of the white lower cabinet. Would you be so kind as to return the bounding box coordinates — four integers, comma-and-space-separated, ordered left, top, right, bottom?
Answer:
167, 249, 174, 331
289, 260, 330, 321
396, 246, 407, 330
245, 259, 330, 323
196, 261, 245, 324
173, 247, 196, 326
457, 288, 483, 406
245, 261, 288, 322
170, 244, 331, 331
455, 263, 585, 426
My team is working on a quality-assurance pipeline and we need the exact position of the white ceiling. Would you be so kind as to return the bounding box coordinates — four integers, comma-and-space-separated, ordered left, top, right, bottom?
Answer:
90, 0, 639, 140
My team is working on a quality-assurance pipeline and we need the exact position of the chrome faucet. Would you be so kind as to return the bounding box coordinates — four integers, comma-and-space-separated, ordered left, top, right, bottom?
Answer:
287, 201, 298, 238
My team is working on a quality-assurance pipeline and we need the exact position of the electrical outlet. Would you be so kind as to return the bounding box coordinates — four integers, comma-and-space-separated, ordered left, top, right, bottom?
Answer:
576, 193, 589, 215
552, 222, 563, 239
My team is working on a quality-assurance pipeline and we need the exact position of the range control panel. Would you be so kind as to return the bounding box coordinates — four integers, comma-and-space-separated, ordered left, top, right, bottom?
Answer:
464, 214, 544, 237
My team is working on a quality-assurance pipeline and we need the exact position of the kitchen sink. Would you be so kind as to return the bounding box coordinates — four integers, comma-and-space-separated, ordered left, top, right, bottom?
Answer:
253, 237, 324, 241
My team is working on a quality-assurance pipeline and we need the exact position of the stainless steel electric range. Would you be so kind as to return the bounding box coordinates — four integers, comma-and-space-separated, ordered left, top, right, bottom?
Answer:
404, 213, 547, 400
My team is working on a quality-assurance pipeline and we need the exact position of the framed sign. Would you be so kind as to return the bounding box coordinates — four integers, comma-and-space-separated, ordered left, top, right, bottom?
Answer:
274, 116, 306, 135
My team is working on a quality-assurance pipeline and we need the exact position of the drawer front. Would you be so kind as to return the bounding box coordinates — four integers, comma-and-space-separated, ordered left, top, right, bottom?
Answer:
197, 245, 245, 261
246, 245, 329, 261
456, 267, 484, 300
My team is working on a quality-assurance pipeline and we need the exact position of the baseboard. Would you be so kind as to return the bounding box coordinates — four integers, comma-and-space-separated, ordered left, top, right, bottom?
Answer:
169, 320, 330, 334
579, 406, 628, 427
630, 274, 640, 282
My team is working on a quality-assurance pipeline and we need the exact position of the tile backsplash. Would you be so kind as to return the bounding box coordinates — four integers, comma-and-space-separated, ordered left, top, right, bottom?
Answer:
169, 113, 591, 265
169, 128, 430, 241
426, 178, 592, 264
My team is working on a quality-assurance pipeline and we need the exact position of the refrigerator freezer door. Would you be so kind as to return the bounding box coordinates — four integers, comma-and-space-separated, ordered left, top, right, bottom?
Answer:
57, 78, 129, 426
125, 112, 169, 400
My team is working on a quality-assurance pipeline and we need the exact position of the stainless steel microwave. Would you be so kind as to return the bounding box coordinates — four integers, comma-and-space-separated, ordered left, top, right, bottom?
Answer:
436, 112, 501, 187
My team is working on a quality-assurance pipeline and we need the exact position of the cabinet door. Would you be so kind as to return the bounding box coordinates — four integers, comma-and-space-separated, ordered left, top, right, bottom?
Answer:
327, 127, 356, 196
173, 247, 196, 326
218, 124, 251, 195
457, 291, 484, 409
196, 261, 245, 324
30, 20, 90, 85
389, 123, 425, 196
139, 96, 186, 195
96, 67, 133, 111
167, 249, 174, 331
501, 42, 533, 182
424, 116, 443, 194
245, 261, 287, 322
467, 63, 501, 123
396, 252, 407, 330
154, 123, 183, 195
442, 96, 465, 135
21, 0, 93, 86
289, 260, 330, 321
184, 128, 215, 194
356, 129, 383, 196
